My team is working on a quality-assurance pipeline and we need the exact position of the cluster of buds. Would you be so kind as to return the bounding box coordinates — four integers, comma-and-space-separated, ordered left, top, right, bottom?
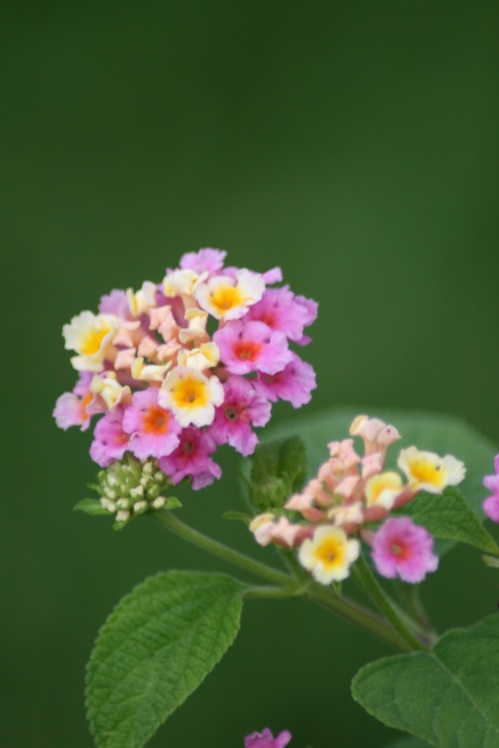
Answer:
250, 415, 466, 585
54, 249, 317, 491
92, 454, 180, 527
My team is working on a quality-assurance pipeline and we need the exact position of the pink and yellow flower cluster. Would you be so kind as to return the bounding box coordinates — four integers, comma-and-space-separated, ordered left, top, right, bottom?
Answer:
250, 415, 466, 584
54, 249, 317, 495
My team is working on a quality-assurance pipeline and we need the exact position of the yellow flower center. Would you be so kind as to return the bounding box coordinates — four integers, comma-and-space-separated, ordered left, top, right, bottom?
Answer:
409, 460, 443, 488
80, 325, 111, 356
315, 538, 345, 569
209, 285, 244, 315
171, 376, 209, 410
143, 406, 170, 434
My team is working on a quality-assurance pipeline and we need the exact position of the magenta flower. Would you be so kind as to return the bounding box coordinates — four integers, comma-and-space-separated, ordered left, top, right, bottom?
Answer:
371, 517, 439, 583
89, 406, 131, 467
244, 728, 292, 748
213, 320, 292, 376
209, 376, 271, 456
483, 455, 499, 522
122, 388, 181, 460
255, 353, 316, 408
158, 427, 222, 490
248, 286, 317, 343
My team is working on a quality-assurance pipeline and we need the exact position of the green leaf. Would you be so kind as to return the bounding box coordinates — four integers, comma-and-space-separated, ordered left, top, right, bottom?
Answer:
404, 488, 499, 555
86, 571, 244, 748
163, 496, 182, 510
267, 406, 497, 554
352, 615, 499, 748
74, 499, 110, 516
248, 435, 307, 511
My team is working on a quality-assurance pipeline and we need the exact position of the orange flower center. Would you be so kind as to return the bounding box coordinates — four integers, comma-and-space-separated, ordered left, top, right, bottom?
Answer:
234, 340, 261, 361
143, 405, 170, 434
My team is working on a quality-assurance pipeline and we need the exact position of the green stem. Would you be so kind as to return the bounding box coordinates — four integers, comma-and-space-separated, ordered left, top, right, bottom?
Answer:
303, 582, 413, 652
154, 510, 295, 588
243, 585, 306, 600
154, 510, 415, 651
354, 553, 428, 651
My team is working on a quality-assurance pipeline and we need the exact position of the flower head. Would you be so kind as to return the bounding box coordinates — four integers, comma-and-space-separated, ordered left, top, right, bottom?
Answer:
55, 249, 317, 497
250, 414, 462, 587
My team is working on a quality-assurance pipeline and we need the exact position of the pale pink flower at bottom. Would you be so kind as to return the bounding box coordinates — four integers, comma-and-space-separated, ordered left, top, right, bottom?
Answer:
158, 427, 222, 490
122, 388, 181, 460
483, 455, 499, 522
244, 728, 292, 748
89, 406, 130, 467
371, 517, 439, 583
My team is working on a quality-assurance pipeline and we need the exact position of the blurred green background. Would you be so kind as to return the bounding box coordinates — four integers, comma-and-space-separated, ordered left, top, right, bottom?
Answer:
2, 2, 499, 746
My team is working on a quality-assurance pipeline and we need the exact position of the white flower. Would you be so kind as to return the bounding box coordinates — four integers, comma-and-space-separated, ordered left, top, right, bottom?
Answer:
365, 471, 404, 510
158, 366, 224, 427
397, 446, 466, 494
63, 311, 119, 372
298, 526, 360, 584
194, 269, 265, 321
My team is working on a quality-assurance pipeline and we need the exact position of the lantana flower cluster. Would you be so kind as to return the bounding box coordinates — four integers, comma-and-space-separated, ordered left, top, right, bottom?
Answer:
54, 249, 317, 520
250, 415, 466, 585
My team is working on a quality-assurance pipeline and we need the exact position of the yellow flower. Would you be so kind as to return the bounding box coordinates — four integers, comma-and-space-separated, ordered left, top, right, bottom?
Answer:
298, 526, 360, 584
397, 446, 466, 494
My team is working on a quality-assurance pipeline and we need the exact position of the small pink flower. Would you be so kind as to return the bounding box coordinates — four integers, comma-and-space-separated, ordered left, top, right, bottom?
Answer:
254, 353, 316, 408
179, 247, 227, 275
98, 289, 132, 318
209, 376, 271, 456
371, 517, 439, 583
248, 287, 316, 343
53, 373, 102, 431
483, 455, 499, 522
214, 320, 292, 376
123, 389, 181, 460
244, 728, 292, 748
89, 406, 130, 467
158, 427, 222, 490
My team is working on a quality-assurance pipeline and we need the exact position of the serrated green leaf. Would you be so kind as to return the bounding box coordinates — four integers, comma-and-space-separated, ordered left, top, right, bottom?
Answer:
266, 407, 497, 554
74, 499, 110, 516
86, 571, 244, 748
352, 615, 499, 748
404, 488, 499, 555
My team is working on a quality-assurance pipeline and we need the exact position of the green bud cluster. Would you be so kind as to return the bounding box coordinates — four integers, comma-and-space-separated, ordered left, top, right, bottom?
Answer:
86, 454, 181, 529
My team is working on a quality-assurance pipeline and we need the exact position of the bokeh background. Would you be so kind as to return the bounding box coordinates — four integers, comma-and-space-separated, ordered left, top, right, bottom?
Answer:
2, 2, 499, 746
